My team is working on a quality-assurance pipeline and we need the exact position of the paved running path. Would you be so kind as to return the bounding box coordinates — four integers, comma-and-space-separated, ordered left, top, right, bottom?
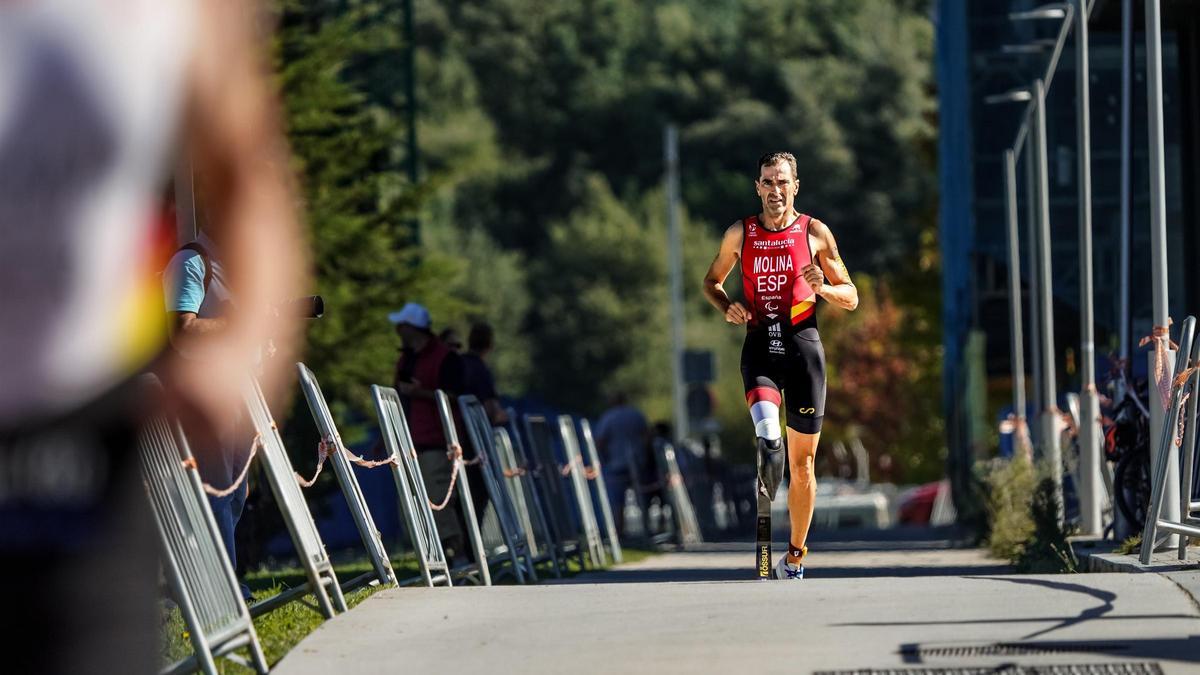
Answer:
275, 532, 1200, 674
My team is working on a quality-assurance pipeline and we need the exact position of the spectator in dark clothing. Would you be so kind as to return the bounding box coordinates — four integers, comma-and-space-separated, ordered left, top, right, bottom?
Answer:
461, 323, 509, 425
458, 322, 507, 525
389, 303, 475, 561
594, 392, 650, 536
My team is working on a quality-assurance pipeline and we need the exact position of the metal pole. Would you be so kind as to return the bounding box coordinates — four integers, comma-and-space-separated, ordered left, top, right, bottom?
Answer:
1145, 0, 1180, 547
1111, 0, 1135, 542
404, 0, 419, 245
665, 125, 689, 443
1119, 0, 1133, 381
1034, 78, 1064, 524
1074, 0, 1102, 535
1024, 134, 1044, 439
1004, 150, 1030, 461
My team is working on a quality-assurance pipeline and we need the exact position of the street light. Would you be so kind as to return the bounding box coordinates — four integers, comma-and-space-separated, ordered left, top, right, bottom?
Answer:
1143, 0, 1179, 550
1001, 1, 1093, 529
996, 6, 1074, 526
1066, 0, 1104, 536
986, 87, 1034, 461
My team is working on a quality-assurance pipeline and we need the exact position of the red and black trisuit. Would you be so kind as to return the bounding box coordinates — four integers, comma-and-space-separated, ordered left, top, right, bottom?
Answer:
740, 213, 827, 434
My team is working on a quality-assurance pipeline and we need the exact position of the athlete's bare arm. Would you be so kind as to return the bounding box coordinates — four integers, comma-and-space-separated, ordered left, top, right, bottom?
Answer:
703, 222, 752, 325
802, 220, 858, 311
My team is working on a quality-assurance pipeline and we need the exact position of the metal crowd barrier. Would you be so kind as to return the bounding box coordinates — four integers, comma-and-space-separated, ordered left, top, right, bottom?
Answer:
242, 378, 347, 618
296, 363, 396, 592
557, 415, 608, 566
439, 391, 518, 581
139, 411, 268, 675
433, 390, 493, 585
457, 396, 536, 582
577, 418, 624, 564
1141, 316, 1200, 562
654, 439, 704, 546
521, 415, 587, 568
494, 423, 563, 577
371, 386, 455, 587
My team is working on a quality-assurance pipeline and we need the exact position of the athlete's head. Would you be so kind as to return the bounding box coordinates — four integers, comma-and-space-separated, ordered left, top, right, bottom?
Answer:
755, 151, 798, 219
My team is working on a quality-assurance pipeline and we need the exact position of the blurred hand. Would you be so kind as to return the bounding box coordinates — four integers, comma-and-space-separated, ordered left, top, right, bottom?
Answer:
157, 347, 254, 450
724, 301, 752, 325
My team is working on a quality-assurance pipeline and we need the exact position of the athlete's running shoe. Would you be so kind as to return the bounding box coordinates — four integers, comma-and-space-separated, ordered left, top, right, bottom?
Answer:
773, 555, 804, 580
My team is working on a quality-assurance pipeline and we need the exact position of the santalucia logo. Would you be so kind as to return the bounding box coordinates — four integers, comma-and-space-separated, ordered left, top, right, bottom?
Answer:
796, 407, 816, 415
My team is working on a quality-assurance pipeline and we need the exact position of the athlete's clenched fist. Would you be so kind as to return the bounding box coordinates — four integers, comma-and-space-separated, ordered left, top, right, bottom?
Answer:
801, 263, 825, 294
724, 301, 752, 325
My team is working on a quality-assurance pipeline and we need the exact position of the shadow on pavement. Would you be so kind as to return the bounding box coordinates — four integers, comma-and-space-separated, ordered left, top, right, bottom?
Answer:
968, 575, 1116, 640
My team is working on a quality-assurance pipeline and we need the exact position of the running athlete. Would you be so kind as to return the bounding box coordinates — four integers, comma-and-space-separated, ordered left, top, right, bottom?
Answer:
702, 151, 858, 580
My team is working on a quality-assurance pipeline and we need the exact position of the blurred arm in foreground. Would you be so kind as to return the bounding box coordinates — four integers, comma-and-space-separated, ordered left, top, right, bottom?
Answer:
161, 0, 310, 439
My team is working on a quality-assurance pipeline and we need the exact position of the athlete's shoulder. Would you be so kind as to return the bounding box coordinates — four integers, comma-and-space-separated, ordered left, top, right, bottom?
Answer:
806, 216, 829, 235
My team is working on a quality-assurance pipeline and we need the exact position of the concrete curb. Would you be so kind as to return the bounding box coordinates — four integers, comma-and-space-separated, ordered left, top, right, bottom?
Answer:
1072, 535, 1200, 574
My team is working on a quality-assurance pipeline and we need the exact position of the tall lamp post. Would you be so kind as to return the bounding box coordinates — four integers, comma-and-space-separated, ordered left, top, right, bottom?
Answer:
1012, 0, 1104, 534
1032, 77, 1064, 524
1144, 0, 1179, 548
1070, 0, 1103, 536
989, 2, 1077, 526
985, 87, 1034, 460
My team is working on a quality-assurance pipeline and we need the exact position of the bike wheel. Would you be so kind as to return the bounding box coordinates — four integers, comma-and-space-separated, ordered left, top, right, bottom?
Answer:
1114, 450, 1152, 531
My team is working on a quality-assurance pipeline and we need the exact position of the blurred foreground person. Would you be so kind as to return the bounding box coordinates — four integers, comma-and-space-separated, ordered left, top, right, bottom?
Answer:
0, 2, 308, 673
701, 152, 857, 581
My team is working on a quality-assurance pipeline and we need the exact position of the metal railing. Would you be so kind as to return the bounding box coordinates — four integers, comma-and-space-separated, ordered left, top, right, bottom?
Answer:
138, 406, 268, 675
654, 439, 703, 546
576, 418, 624, 564
1141, 316, 1200, 562
457, 395, 534, 583
557, 415, 608, 566
242, 377, 347, 618
521, 414, 587, 568
494, 423, 562, 577
433, 390, 493, 585
371, 385, 454, 587
296, 363, 396, 592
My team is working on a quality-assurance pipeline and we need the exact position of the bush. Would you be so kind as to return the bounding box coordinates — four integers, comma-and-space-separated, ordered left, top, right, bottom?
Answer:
984, 458, 1036, 561
983, 458, 1077, 573
1014, 474, 1079, 574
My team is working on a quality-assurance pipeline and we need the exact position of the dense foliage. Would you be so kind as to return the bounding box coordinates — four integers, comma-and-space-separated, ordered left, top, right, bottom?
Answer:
275, 0, 943, 481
